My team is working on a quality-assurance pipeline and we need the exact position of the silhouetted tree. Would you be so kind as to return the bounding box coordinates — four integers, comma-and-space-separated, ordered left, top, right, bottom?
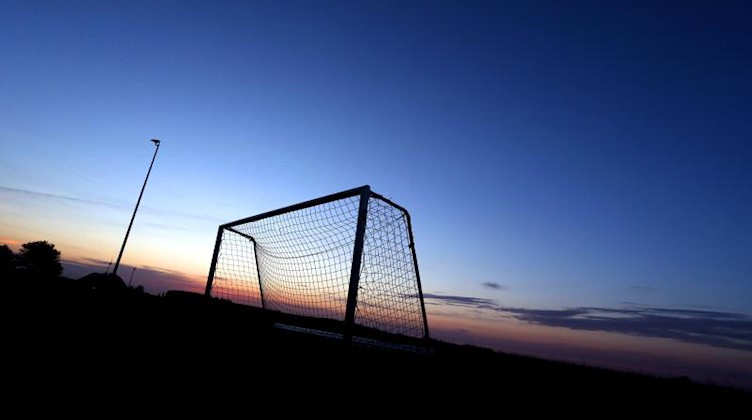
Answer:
16, 241, 62, 279
0, 244, 15, 279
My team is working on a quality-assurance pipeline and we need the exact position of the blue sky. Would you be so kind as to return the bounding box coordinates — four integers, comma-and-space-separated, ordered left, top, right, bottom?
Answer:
1, 1, 750, 386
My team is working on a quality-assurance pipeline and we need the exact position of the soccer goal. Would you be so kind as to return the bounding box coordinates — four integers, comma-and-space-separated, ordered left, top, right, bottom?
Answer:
205, 185, 430, 341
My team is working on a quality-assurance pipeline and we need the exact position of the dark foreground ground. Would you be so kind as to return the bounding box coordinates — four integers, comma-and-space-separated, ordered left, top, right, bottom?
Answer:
4, 275, 749, 413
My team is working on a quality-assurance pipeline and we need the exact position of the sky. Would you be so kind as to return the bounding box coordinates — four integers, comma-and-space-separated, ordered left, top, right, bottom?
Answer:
1, 1, 751, 388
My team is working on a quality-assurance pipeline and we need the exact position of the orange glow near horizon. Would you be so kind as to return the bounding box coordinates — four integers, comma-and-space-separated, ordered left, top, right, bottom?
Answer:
428, 310, 752, 386
0, 237, 22, 250
0, 190, 216, 284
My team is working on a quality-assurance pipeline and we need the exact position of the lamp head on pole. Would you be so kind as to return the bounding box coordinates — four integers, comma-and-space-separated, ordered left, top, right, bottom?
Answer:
151, 139, 161, 146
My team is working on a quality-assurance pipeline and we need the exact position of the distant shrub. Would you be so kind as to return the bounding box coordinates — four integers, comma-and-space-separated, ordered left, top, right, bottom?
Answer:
0, 244, 15, 279
16, 241, 62, 279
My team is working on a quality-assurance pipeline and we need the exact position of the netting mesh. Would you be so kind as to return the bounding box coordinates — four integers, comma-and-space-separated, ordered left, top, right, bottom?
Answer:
357, 197, 424, 337
209, 229, 263, 307
208, 190, 427, 338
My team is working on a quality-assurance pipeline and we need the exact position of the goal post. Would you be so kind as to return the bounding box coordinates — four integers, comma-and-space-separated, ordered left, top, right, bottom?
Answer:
205, 185, 430, 341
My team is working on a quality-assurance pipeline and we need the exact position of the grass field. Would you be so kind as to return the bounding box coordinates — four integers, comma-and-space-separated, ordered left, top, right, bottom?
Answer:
5, 275, 749, 412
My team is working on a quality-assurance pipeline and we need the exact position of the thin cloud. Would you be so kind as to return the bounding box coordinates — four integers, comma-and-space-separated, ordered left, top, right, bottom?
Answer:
421, 293, 497, 308
143, 222, 192, 232
0, 237, 22, 246
75, 257, 111, 265
645, 307, 748, 319
0, 185, 222, 223
482, 282, 506, 291
627, 285, 656, 293
424, 293, 752, 352
500, 306, 752, 352
61, 260, 204, 294
0, 186, 113, 207
139, 206, 223, 223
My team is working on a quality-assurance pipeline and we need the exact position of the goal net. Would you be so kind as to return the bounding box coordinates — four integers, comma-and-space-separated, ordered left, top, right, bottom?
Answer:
205, 185, 429, 340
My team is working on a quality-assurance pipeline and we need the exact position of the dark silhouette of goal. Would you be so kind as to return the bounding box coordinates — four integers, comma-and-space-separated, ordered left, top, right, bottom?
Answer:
205, 185, 430, 341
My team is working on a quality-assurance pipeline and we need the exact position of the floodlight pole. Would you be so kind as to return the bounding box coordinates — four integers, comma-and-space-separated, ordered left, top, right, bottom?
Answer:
112, 139, 161, 276
128, 266, 137, 287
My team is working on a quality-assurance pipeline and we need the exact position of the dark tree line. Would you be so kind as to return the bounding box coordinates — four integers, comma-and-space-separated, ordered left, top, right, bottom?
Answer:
1, 241, 62, 280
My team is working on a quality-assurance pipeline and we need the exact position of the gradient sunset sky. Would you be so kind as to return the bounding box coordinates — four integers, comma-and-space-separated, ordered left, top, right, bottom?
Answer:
1, 1, 750, 388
